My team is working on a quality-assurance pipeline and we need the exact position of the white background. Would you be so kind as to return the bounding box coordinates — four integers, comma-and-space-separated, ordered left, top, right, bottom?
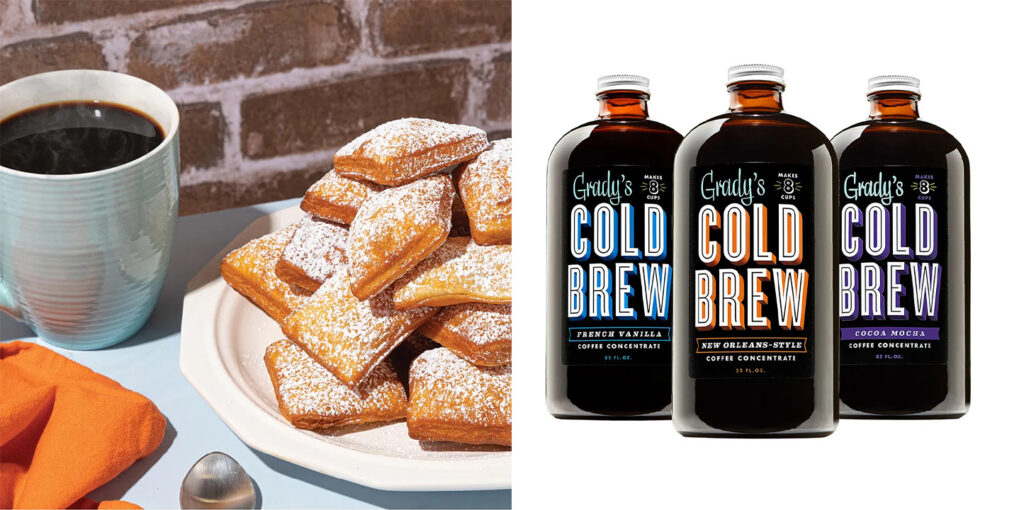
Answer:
512, 0, 1024, 508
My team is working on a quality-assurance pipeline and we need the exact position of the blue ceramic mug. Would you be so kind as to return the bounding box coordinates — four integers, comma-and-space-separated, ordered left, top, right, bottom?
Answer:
0, 70, 179, 350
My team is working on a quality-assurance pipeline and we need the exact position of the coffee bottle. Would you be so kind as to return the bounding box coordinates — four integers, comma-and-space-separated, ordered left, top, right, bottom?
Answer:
832, 75, 969, 418
547, 75, 682, 418
673, 65, 838, 436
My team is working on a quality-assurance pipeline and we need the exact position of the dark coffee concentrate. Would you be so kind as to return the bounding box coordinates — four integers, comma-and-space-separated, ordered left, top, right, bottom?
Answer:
0, 101, 164, 175
547, 75, 681, 418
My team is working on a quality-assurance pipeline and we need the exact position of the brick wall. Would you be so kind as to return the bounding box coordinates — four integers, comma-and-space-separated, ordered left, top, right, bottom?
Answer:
0, 0, 512, 214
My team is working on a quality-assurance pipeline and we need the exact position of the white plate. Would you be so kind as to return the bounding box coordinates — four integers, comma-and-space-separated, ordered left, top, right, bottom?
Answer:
179, 206, 511, 491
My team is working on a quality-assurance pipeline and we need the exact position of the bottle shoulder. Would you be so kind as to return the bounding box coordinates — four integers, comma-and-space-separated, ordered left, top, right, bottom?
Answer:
676, 111, 834, 170
681, 111, 830, 143
549, 118, 683, 171
552, 118, 682, 146
831, 119, 968, 171
832, 118, 964, 147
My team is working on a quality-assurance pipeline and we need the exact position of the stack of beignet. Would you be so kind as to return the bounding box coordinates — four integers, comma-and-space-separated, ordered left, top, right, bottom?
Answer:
221, 118, 512, 447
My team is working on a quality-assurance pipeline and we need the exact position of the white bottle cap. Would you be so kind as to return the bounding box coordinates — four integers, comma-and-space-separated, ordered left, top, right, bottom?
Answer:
596, 74, 650, 95
867, 75, 921, 95
727, 64, 785, 86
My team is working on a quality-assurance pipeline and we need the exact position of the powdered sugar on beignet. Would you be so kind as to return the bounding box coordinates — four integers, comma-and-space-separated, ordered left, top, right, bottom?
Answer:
408, 347, 511, 445
456, 139, 512, 245
265, 339, 406, 430
346, 173, 454, 300
334, 118, 487, 185
276, 214, 348, 291
282, 268, 437, 387
301, 170, 386, 225
419, 303, 511, 366
392, 237, 510, 309
220, 224, 309, 323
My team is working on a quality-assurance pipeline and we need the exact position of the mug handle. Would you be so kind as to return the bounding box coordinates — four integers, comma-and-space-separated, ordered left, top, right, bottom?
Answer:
0, 276, 22, 320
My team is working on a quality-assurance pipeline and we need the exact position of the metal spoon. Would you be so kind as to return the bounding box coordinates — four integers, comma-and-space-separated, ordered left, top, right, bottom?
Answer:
180, 451, 256, 509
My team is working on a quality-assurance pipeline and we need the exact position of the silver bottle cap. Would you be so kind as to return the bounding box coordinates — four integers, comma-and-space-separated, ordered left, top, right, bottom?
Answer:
596, 74, 650, 95
727, 64, 785, 86
867, 75, 921, 95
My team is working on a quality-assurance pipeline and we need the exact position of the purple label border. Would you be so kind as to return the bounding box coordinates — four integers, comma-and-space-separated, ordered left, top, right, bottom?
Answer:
840, 326, 940, 341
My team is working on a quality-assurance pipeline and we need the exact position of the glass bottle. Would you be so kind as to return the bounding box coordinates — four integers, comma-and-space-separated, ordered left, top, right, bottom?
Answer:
832, 75, 969, 418
672, 65, 838, 436
547, 75, 682, 418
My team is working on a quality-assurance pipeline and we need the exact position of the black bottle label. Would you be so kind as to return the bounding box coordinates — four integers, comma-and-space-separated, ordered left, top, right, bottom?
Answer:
560, 166, 673, 366
688, 164, 816, 378
838, 167, 947, 364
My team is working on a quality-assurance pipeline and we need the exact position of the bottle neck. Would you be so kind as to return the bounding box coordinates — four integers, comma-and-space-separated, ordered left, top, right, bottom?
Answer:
597, 90, 649, 120
728, 81, 784, 113
868, 91, 920, 120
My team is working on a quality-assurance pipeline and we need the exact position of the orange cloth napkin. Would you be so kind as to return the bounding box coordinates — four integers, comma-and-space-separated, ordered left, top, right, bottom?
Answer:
0, 341, 165, 509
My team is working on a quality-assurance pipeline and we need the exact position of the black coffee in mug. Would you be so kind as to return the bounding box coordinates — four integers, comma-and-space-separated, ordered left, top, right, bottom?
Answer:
0, 101, 165, 175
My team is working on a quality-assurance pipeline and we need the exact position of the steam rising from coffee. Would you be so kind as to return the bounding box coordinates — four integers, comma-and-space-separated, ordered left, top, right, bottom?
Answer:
0, 101, 164, 175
